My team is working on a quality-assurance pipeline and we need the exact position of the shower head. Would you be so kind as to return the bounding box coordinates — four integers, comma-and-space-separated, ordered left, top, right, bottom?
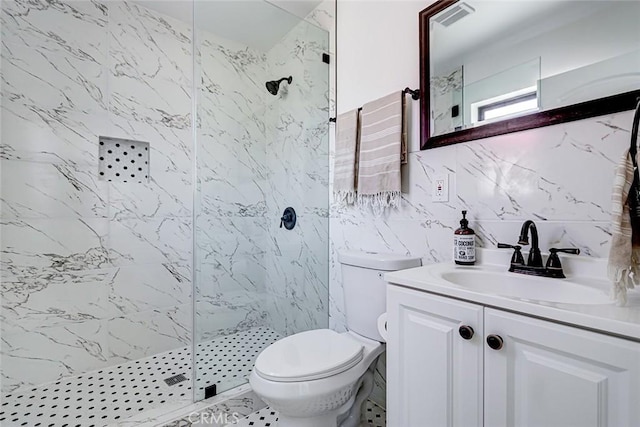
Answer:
266, 76, 292, 95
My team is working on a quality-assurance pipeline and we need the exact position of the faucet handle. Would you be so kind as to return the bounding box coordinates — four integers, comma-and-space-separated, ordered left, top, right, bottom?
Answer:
545, 248, 580, 270
549, 248, 580, 255
497, 243, 525, 265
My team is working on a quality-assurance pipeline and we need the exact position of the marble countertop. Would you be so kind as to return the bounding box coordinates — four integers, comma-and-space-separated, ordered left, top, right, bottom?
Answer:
384, 249, 640, 341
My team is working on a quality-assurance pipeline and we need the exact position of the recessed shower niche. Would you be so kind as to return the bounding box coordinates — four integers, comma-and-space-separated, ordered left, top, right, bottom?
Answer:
98, 136, 150, 182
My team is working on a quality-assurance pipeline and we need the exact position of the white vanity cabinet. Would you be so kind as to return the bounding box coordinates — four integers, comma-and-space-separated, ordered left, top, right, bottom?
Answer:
386, 285, 484, 427
386, 285, 640, 427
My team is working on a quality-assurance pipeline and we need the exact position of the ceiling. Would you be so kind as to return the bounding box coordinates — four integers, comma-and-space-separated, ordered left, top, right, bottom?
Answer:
133, 0, 323, 51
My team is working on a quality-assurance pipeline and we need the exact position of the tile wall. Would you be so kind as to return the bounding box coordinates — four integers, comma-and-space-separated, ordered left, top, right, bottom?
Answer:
1, 0, 193, 393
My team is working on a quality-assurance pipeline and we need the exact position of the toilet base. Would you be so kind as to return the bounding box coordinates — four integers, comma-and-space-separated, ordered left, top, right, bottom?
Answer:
276, 361, 377, 427
276, 409, 342, 427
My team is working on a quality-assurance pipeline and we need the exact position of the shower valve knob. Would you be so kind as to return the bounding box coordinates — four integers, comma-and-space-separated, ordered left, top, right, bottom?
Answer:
280, 207, 297, 230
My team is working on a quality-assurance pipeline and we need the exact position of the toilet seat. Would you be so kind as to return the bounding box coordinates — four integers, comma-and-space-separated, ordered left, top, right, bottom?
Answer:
254, 329, 364, 382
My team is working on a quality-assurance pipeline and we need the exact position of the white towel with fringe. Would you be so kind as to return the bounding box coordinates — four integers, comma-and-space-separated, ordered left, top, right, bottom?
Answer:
333, 109, 360, 205
608, 149, 640, 305
357, 92, 403, 214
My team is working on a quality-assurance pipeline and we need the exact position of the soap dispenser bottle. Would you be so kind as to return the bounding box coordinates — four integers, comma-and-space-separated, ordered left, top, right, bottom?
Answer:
454, 210, 476, 265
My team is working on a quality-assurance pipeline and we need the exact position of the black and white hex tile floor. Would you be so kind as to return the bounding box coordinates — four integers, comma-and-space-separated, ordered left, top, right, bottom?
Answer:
0, 327, 280, 427
166, 401, 386, 427
232, 400, 386, 427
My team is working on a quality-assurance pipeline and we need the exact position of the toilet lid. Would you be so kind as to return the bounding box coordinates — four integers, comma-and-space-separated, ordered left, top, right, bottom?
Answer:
254, 329, 364, 382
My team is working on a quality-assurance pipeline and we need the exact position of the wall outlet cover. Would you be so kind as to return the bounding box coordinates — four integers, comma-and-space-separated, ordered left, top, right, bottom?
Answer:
432, 174, 449, 202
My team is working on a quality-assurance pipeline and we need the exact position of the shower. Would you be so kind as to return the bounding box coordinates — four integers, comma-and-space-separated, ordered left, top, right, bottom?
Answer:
0, 0, 330, 424
266, 76, 293, 95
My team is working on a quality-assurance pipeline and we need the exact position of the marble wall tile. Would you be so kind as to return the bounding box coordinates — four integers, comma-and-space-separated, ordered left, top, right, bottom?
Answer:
195, 295, 269, 342
328, 239, 347, 333
475, 220, 613, 258
1, 41, 107, 113
108, 1, 192, 129
197, 34, 266, 131
197, 132, 266, 181
196, 217, 266, 262
198, 175, 267, 218
109, 216, 191, 267
1, 0, 197, 393
1, 99, 107, 164
108, 263, 191, 315
1, 0, 108, 64
261, 15, 330, 338
192, 24, 271, 358
197, 257, 266, 297
1, 319, 109, 392
1, 267, 119, 332
457, 112, 632, 222
1, 217, 111, 272
109, 176, 192, 220
107, 304, 191, 362
0, 159, 109, 219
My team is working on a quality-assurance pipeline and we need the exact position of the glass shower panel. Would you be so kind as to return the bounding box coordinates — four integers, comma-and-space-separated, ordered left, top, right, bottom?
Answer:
193, 1, 330, 400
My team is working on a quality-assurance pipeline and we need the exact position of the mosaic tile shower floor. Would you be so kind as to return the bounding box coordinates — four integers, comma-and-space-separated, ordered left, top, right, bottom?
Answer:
0, 327, 281, 427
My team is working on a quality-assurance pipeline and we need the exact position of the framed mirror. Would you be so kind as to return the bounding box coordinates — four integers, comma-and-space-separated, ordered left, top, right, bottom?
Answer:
419, 0, 640, 150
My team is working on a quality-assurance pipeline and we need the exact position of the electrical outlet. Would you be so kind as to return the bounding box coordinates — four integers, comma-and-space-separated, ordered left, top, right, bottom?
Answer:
432, 174, 449, 202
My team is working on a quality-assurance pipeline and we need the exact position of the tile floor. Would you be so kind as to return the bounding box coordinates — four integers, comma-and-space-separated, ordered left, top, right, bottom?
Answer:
233, 400, 386, 427
0, 327, 280, 427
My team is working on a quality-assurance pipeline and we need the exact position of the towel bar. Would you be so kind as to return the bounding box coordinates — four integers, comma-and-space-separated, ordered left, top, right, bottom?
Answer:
329, 89, 419, 123
403, 87, 421, 100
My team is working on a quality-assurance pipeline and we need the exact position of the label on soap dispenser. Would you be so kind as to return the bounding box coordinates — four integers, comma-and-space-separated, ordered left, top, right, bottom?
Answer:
454, 235, 476, 263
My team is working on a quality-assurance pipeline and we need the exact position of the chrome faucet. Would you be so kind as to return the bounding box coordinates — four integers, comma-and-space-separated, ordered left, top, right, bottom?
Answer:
498, 220, 580, 278
517, 220, 543, 267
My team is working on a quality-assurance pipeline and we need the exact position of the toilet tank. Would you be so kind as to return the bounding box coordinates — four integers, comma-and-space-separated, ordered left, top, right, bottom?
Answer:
339, 251, 422, 341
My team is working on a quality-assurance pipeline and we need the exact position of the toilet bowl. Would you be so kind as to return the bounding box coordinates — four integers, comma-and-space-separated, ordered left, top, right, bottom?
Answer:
250, 330, 384, 427
249, 251, 422, 427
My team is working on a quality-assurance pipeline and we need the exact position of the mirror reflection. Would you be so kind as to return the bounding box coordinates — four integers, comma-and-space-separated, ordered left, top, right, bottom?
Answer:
429, 0, 640, 137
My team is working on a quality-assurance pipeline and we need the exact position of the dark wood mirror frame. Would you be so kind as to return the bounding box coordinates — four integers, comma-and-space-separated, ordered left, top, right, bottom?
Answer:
419, 0, 640, 150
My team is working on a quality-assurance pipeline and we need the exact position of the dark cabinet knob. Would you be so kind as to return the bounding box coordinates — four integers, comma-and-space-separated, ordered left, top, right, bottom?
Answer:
458, 325, 474, 340
486, 334, 504, 350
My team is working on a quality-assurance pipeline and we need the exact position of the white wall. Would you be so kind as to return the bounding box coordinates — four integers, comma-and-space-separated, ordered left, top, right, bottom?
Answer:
337, 0, 435, 153
337, 0, 430, 113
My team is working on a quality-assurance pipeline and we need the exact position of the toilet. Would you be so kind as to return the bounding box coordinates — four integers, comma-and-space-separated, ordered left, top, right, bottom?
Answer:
249, 251, 422, 427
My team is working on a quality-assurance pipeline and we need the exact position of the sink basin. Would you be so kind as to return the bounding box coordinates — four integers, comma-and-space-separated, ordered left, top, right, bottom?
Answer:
440, 269, 611, 305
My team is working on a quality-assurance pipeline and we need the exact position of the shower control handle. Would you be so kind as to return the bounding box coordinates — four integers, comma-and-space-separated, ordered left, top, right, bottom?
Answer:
280, 207, 297, 230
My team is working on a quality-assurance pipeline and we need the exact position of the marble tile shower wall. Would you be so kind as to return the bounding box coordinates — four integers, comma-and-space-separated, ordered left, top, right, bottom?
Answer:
329, 109, 635, 407
0, 0, 193, 392
194, 31, 270, 342
263, 16, 331, 337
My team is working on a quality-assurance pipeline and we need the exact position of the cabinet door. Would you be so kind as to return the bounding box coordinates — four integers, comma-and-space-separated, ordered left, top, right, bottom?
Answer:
387, 286, 484, 427
484, 308, 640, 427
